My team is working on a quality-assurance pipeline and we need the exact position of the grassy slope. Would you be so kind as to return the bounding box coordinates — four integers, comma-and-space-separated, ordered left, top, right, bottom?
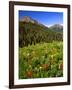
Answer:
19, 41, 63, 79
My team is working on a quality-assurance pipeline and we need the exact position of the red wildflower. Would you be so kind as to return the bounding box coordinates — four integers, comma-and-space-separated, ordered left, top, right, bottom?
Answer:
41, 64, 49, 70
26, 71, 33, 78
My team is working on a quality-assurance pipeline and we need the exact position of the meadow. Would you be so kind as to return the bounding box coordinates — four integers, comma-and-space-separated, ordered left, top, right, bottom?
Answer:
19, 41, 63, 79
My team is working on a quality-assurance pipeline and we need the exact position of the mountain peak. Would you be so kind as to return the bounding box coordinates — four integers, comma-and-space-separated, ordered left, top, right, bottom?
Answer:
20, 16, 31, 22
50, 24, 63, 29
50, 24, 63, 33
20, 16, 38, 24
52, 24, 63, 28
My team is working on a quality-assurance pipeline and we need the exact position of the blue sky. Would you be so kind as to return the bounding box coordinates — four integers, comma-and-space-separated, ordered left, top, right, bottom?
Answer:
19, 10, 63, 27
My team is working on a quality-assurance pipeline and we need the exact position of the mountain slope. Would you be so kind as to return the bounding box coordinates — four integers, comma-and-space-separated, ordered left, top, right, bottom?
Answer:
19, 16, 63, 47
49, 24, 63, 33
20, 16, 38, 24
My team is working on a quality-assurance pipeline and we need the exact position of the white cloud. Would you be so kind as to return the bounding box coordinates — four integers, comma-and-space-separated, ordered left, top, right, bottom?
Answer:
45, 24, 53, 27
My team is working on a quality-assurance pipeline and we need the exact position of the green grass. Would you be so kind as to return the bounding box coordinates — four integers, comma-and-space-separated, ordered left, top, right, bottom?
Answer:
19, 41, 63, 79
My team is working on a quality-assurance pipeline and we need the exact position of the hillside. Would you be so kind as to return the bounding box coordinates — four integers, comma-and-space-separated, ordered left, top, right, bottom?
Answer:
49, 24, 63, 33
19, 16, 63, 47
19, 42, 63, 78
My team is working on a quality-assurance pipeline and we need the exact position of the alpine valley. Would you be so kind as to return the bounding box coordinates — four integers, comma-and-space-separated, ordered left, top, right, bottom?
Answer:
19, 16, 63, 47
19, 16, 63, 79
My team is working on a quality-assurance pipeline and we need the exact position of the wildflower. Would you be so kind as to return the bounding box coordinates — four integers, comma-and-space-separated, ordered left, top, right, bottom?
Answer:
26, 71, 32, 78
32, 51, 36, 57
45, 49, 48, 54
59, 63, 63, 70
23, 52, 25, 56
35, 67, 38, 71
41, 64, 48, 70
27, 53, 30, 57
29, 65, 32, 68
50, 55, 54, 59
39, 66, 42, 69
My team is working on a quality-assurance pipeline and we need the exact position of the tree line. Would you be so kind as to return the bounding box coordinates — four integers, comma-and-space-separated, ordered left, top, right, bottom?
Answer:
19, 22, 63, 47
